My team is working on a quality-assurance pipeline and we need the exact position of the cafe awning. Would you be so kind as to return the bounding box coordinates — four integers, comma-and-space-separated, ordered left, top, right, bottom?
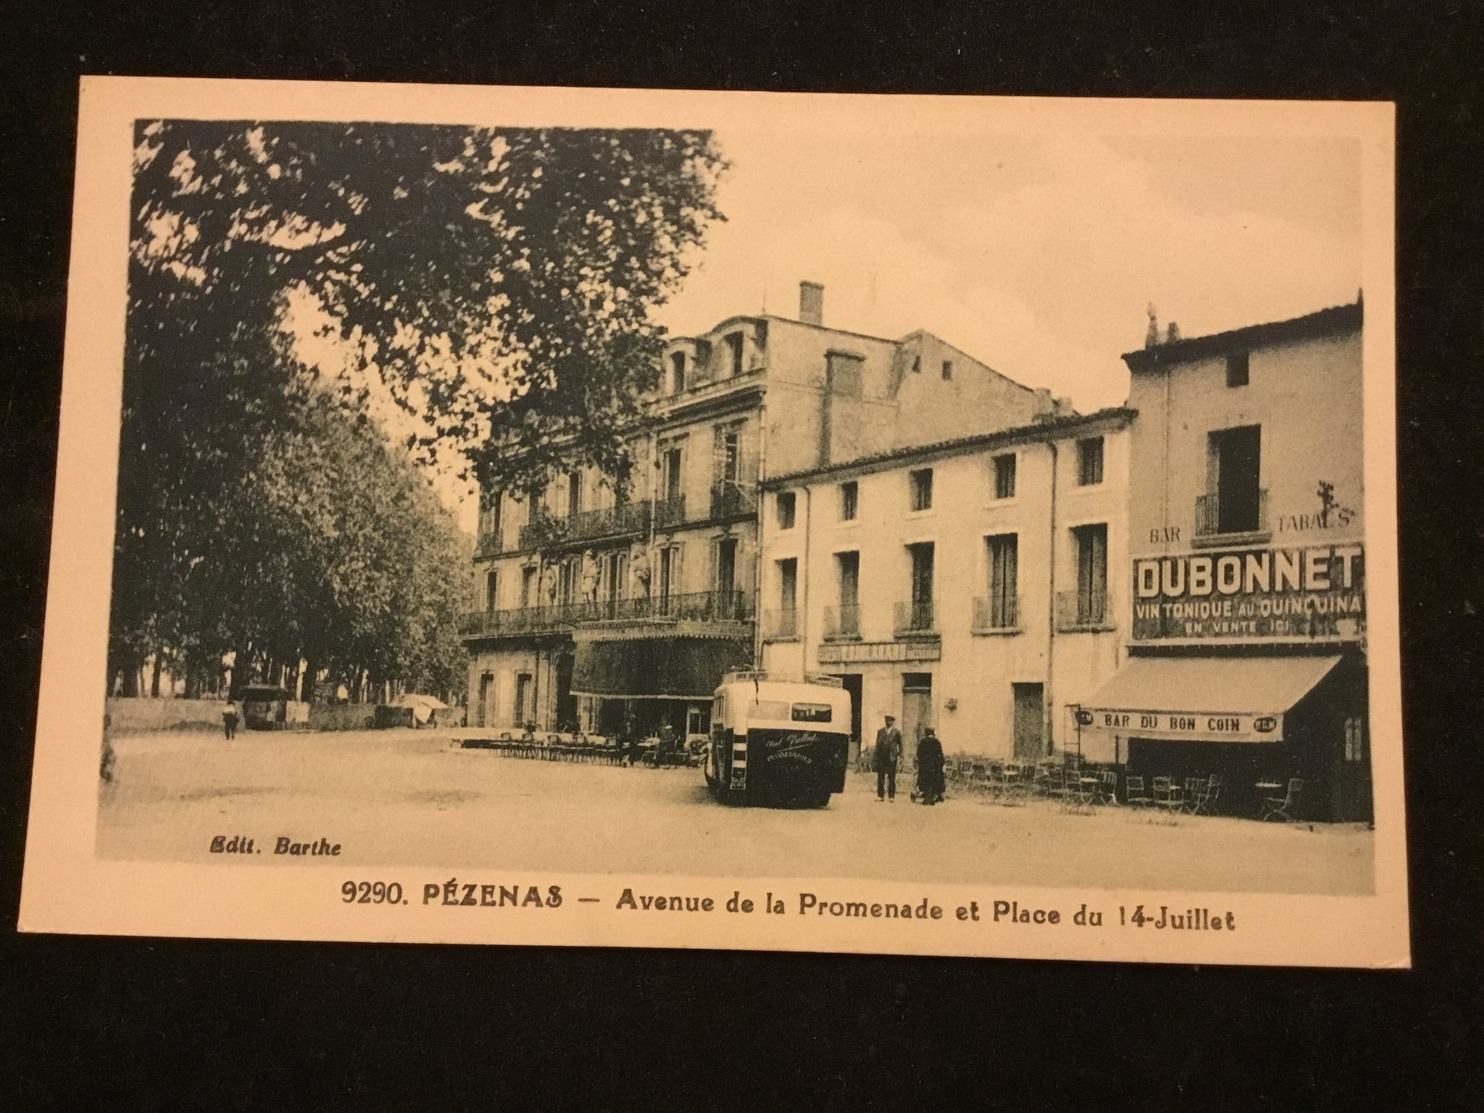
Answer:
1076, 654, 1342, 743
571, 637, 751, 701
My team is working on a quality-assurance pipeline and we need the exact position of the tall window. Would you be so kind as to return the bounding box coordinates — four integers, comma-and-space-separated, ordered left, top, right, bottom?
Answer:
515, 673, 533, 727
985, 534, 1018, 628
776, 558, 798, 638
1226, 349, 1250, 388
992, 454, 1016, 500
1073, 523, 1108, 624
909, 468, 934, 512
835, 551, 860, 636
1076, 437, 1104, 486
520, 566, 537, 608
660, 444, 684, 503
715, 537, 737, 597
567, 472, 582, 517
840, 480, 858, 521
776, 491, 797, 530
725, 332, 744, 377
1207, 425, 1263, 534
658, 545, 683, 606
907, 542, 934, 630
485, 570, 499, 614
670, 351, 686, 393
526, 489, 543, 526
941, 359, 954, 380
714, 423, 741, 486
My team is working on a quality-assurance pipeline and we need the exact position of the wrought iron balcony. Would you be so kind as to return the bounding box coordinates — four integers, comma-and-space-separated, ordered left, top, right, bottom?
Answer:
893, 600, 937, 637
972, 594, 1021, 633
574, 590, 752, 625
710, 482, 757, 520
1056, 589, 1112, 632
762, 608, 799, 640
1195, 489, 1269, 538
823, 603, 861, 640
517, 501, 651, 551
459, 604, 585, 638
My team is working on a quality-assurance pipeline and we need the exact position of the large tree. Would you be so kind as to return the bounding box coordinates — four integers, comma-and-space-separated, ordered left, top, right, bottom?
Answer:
113, 120, 725, 693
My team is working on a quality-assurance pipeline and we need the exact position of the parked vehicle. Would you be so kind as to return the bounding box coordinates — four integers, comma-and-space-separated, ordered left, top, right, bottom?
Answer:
704, 672, 851, 808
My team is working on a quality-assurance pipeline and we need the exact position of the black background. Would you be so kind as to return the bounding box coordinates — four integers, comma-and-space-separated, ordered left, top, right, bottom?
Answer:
2, 3, 1481, 1110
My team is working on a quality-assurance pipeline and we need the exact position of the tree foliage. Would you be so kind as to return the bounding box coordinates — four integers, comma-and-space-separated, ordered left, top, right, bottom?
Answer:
112, 120, 724, 696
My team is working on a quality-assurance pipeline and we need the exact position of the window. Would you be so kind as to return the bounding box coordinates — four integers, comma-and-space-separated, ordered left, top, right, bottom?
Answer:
485, 570, 499, 614
567, 472, 582, 517
774, 558, 798, 638
1226, 349, 1250, 388
835, 551, 860, 637
658, 545, 683, 606
713, 423, 742, 486
514, 673, 533, 727
520, 566, 537, 608
1072, 523, 1108, 625
660, 444, 684, 503
941, 359, 954, 380
482, 491, 503, 541
905, 542, 935, 631
911, 355, 921, 373
1206, 425, 1263, 534
526, 490, 543, 526
992, 454, 1017, 500
985, 534, 1018, 628
791, 703, 833, 723
725, 332, 744, 377
776, 491, 797, 530
715, 537, 737, 597
840, 480, 858, 521
670, 351, 686, 393
1076, 437, 1104, 486
909, 468, 933, 512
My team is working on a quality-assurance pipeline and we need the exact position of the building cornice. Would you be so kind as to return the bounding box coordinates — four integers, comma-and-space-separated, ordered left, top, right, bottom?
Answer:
1121, 300, 1362, 374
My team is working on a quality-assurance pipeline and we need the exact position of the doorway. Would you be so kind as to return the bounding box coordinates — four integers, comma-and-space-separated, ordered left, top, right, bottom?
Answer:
477, 672, 494, 728
1013, 682, 1046, 759
901, 673, 934, 767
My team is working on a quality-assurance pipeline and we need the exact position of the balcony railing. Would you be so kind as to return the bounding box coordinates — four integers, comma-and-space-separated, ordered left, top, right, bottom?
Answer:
475, 530, 505, 558
1056, 589, 1112, 631
972, 594, 1021, 633
577, 590, 752, 625
893, 599, 937, 637
710, 482, 757, 520
762, 608, 799, 640
823, 603, 861, 640
653, 494, 688, 530
460, 591, 752, 639
517, 501, 650, 551
1195, 489, 1269, 538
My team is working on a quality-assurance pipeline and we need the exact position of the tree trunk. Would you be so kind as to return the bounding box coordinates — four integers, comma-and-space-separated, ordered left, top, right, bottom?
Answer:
150, 653, 163, 698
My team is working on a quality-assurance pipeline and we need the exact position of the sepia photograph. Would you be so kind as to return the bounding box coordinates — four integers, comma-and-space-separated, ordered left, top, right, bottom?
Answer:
19, 78, 1405, 966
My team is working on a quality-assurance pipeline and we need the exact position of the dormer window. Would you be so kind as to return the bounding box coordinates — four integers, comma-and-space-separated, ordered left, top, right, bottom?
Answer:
725, 333, 744, 377
670, 351, 686, 394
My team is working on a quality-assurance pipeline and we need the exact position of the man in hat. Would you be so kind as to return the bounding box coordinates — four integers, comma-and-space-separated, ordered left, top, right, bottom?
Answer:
874, 715, 902, 802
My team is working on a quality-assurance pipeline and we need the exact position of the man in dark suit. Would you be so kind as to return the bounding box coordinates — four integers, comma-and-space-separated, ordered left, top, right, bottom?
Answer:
874, 715, 902, 802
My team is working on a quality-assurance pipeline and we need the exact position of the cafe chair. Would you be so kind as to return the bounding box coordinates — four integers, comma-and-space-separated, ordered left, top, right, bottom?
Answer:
1152, 776, 1183, 814
1261, 778, 1304, 822
1124, 775, 1152, 808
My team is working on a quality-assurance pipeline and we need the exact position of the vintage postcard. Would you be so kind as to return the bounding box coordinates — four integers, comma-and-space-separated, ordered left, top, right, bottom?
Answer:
20, 77, 1406, 966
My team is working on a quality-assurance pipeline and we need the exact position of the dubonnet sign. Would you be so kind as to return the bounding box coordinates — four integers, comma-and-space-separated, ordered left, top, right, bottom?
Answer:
1132, 544, 1364, 642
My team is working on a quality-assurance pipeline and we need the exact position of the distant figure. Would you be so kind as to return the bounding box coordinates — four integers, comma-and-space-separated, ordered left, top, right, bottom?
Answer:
657, 723, 678, 767
874, 715, 902, 802
100, 713, 116, 784
222, 699, 240, 740
915, 728, 946, 805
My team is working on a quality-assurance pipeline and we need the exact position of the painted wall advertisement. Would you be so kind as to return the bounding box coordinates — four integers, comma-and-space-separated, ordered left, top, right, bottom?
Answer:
1131, 544, 1365, 641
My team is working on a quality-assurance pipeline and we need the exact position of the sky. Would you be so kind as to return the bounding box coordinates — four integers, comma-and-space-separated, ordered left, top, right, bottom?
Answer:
653, 128, 1362, 412
354, 125, 1362, 532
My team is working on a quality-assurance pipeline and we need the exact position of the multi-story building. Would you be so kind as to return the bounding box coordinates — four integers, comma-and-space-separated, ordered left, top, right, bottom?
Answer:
461, 282, 1065, 742
758, 408, 1134, 762
1079, 298, 1370, 820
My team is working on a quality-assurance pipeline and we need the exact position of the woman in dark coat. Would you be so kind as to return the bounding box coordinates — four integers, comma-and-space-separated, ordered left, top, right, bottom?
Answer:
916, 728, 946, 805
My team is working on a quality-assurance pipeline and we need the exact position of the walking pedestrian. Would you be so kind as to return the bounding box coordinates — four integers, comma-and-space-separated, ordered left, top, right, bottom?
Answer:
874, 715, 902, 802
222, 698, 240, 740
916, 727, 946, 805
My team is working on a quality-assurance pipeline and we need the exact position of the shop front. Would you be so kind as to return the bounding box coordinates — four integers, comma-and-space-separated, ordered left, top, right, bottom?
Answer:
1078, 648, 1370, 821
571, 634, 752, 741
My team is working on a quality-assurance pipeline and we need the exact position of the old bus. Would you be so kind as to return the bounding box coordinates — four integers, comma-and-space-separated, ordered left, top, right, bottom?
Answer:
704, 673, 852, 807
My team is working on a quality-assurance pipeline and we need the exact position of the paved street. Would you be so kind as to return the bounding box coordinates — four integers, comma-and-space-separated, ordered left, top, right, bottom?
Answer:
97, 729, 1374, 895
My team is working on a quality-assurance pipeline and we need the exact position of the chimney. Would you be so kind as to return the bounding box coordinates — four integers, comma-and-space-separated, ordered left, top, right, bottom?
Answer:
799, 281, 824, 326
